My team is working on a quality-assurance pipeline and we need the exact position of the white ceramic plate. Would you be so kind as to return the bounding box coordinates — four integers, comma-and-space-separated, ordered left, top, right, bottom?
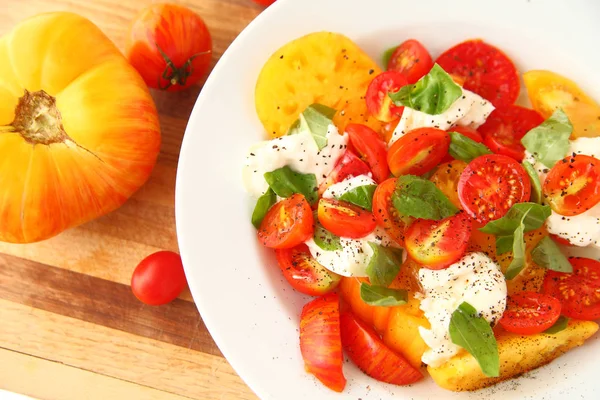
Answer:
175, 0, 600, 398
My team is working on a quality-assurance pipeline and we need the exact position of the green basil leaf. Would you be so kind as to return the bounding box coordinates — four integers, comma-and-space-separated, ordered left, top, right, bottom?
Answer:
495, 235, 514, 256
449, 302, 499, 378
313, 217, 342, 251
531, 236, 573, 273
544, 316, 569, 334
504, 210, 529, 280
389, 64, 462, 115
359, 282, 408, 307
287, 103, 336, 151
522, 161, 543, 205
479, 203, 551, 236
521, 109, 573, 169
264, 166, 318, 205
382, 46, 397, 68
338, 185, 377, 211
448, 132, 492, 163
251, 188, 276, 229
365, 243, 403, 287
391, 175, 458, 220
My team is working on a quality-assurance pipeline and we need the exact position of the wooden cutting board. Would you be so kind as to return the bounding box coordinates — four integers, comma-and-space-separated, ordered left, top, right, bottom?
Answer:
0, 1, 263, 399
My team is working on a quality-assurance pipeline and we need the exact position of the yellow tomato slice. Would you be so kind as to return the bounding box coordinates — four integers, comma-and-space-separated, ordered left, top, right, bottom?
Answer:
523, 70, 600, 138
429, 160, 467, 209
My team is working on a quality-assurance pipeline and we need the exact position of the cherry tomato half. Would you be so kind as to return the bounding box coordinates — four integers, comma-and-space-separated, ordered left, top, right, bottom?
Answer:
275, 244, 341, 296
258, 194, 314, 249
436, 39, 520, 108
543, 154, 600, 216
340, 312, 423, 385
318, 198, 376, 239
458, 154, 531, 222
498, 292, 562, 335
346, 124, 390, 183
319, 151, 372, 195
300, 293, 346, 392
441, 125, 483, 163
387, 128, 450, 176
387, 39, 433, 84
543, 257, 600, 321
372, 178, 412, 245
479, 105, 544, 161
131, 251, 187, 305
405, 211, 472, 270
429, 160, 468, 209
366, 71, 408, 122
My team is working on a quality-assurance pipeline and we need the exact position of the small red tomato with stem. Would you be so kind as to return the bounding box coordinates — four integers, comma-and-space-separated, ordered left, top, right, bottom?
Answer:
131, 251, 187, 305
126, 4, 213, 91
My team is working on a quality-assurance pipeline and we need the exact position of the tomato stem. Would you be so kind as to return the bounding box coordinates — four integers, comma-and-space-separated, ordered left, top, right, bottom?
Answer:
10, 90, 68, 145
155, 43, 211, 90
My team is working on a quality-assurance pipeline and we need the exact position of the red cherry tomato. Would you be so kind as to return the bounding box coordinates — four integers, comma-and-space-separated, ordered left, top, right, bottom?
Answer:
252, 0, 276, 5
372, 178, 412, 245
543, 155, 600, 216
126, 4, 212, 91
258, 194, 314, 249
346, 124, 390, 183
340, 312, 423, 385
436, 39, 520, 107
479, 105, 544, 161
275, 244, 341, 296
405, 211, 472, 270
131, 251, 187, 305
441, 125, 483, 163
498, 292, 562, 335
387, 128, 450, 176
551, 234, 573, 247
318, 151, 372, 195
543, 257, 600, 320
300, 293, 346, 392
318, 198, 376, 239
458, 154, 531, 222
387, 39, 433, 84
366, 71, 408, 122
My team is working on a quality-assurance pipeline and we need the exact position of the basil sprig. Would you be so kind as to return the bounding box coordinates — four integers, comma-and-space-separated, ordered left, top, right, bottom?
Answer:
365, 243, 403, 287
521, 109, 573, 168
544, 316, 569, 334
504, 210, 529, 280
264, 166, 318, 205
338, 185, 377, 211
531, 236, 572, 273
389, 64, 462, 115
381, 46, 397, 68
392, 175, 458, 220
449, 302, 499, 378
251, 188, 276, 228
448, 132, 492, 163
522, 161, 543, 205
287, 103, 336, 151
360, 282, 407, 307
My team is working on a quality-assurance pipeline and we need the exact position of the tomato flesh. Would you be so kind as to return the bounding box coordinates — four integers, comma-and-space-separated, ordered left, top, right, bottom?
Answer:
387, 128, 450, 176
372, 178, 412, 245
458, 154, 531, 222
131, 251, 187, 306
543, 257, 600, 321
258, 194, 314, 248
498, 292, 562, 335
300, 293, 346, 392
319, 151, 371, 195
436, 39, 519, 108
543, 154, 600, 216
387, 39, 433, 84
346, 124, 390, 183
405, 211, 472, 270
429, 160, 468, 209
340, 312, 422, 385
366, 71, 408, 122
318, 198, 376, 239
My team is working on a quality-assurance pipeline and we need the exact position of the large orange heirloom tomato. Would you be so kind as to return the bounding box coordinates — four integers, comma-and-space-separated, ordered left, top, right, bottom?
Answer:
0, 13, 161, 243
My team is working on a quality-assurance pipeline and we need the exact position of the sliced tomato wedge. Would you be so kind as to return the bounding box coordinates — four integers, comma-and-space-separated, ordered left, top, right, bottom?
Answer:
258, 194, 314, 248
458, 154, 531, 223
387, 128, 450, 176
436, 39, 520, 108
365, 71, 408, 122
543, 257, 600, 321
318, 198, 376, 239
340, 311, 422, 385
543, 154, 600, 216
318, 151, 372, 195
479, 105, 544, 161
429, 160, 468, 209
300, 293, 346, 392
372, 178, 412, 245
404, 211, 472, 270
387, 39, 433, 84
442, 125, 483, 163
498, 292, 562, 335
346, 123, 390, 183
275, 244, 341, 296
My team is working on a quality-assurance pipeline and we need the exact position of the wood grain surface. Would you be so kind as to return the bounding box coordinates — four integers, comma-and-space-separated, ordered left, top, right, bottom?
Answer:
0, 1, 264, 399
